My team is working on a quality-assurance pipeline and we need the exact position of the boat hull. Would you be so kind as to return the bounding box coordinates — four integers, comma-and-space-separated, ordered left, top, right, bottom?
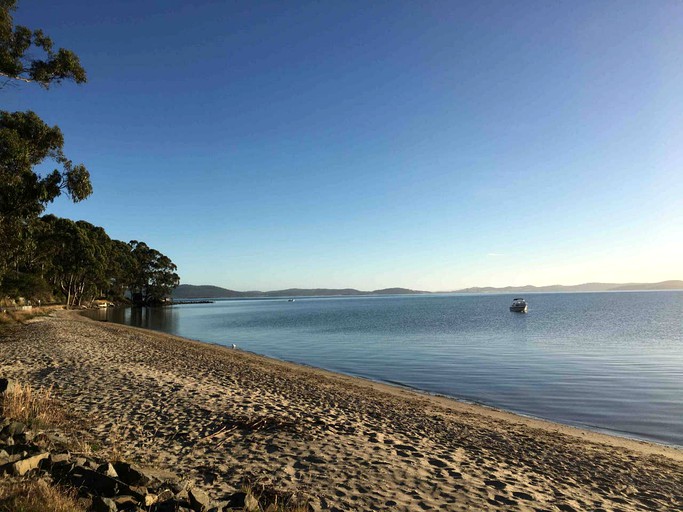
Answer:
510, 305, 528, 313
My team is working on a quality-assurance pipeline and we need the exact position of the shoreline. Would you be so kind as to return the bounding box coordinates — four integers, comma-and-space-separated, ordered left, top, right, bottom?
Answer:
86, 309, 682, 453
2, 310, 682, 510
71, 312, 683, 463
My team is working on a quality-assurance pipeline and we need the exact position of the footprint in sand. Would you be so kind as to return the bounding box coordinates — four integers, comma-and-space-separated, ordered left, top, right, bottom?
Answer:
484, 479, 507, 491
512, 491, 534, 501
427, 457, 448, 468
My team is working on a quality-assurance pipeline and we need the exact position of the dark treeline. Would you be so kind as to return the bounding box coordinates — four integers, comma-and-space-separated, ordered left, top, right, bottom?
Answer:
0, 215, 179, 307
0, 1, 179, 307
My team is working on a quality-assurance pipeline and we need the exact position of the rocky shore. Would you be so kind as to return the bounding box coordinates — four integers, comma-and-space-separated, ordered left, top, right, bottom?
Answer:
1, 311, 682, 511
0, 388, 272, 511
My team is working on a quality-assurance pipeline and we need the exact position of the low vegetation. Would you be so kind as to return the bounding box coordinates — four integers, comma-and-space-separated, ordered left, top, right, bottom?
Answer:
242, 481, 310, 512
0, 480, 84, 512
0, 307, 54, 327
0, 383, 64, 429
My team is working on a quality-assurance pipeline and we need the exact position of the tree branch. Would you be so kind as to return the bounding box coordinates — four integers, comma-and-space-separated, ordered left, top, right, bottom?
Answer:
0, 71, 35, 84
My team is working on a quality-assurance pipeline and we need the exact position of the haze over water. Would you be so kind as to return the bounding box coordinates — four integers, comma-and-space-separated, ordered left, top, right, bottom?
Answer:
94, 291, 683, 447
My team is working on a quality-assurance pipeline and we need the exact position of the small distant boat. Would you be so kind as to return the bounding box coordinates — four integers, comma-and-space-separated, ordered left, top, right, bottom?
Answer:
509, 298, 528, 313
288, 299, 295, 302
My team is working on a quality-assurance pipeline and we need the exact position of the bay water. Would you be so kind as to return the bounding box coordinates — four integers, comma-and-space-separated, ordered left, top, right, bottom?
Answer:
91, 291, 683, 446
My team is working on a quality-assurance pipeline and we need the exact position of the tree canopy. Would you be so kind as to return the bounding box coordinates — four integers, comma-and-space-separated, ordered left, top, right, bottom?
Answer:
0, 0, 86, 88
0, 1, 179, 307
0, 0, 92, 288
0, 110, 92, 219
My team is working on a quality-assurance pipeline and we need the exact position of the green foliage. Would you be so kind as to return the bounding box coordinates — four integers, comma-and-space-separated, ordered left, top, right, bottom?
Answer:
0, 272, 50, 300
0, 1, 91, 289
0, 111, 92, 219
0, 0, 86, 87
1, 214, 180, 307
36, 216, 106, 307
129, 241, 180, 305
0, 2, 179, 306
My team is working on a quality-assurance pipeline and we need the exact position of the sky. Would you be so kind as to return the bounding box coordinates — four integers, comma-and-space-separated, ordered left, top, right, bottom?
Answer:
3, 0, 682, 291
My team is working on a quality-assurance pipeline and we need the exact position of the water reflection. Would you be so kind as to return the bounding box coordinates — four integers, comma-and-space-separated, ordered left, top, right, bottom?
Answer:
86, 306, 180, 333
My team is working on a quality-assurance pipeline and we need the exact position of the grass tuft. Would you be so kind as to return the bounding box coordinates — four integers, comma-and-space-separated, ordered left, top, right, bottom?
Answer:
0, 479, 85, 512
241, 482, 310, 512
1, 383, 66, 428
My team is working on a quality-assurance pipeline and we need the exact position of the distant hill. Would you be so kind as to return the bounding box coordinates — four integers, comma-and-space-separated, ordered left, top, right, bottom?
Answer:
174, 280, 683, 299
452, 280, 683, 294
609, 280, 683, 291
173, 284, 428, 299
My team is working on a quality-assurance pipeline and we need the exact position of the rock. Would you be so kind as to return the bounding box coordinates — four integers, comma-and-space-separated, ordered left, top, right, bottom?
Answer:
110, 495, 141, 510
46, 433, 69, 446
188, 487, 212, 512
97, 462, 119, 478
50, 452, 70, 463
226, 491, 259, 510
52, 465, 141, 500
16, 431, 34, 444
226, 491, 247, 508
3, 421, 26, 436
174, 488, 189, 501
91, 496, 117, 512
0, 378, 16, 394
112, 461, 152, 486
3, 450, 30, 465
156, 489, 175, 502
11, 452, 50, 476
153, 499, 188, 512
170, 479, 191, 494
138, 467, 179, 485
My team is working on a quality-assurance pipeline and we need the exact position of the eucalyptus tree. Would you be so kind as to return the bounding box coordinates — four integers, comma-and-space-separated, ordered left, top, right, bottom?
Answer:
36, 216, 107, 307
106, 239, 136, 301
129, 241, 180, 305
0, 0, 86, 87
0, 0, 91, 295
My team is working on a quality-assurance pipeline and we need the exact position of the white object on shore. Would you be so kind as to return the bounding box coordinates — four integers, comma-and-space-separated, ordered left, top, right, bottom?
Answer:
231, 343, 237, 349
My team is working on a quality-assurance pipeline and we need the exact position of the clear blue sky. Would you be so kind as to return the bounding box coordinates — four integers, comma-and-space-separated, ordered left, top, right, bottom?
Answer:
5, 0, 682, 290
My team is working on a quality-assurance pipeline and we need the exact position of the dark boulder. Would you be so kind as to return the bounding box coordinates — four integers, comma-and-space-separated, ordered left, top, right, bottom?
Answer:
112, 461, 152, 487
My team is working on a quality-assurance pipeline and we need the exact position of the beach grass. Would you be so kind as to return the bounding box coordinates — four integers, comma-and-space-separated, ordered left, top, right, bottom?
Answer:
1, 383, 65, 429
0, 479, 84, 512
241, 482, 310, 512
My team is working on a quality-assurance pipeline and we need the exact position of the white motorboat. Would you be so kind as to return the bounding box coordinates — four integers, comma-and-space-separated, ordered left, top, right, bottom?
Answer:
509, 298, 528, 313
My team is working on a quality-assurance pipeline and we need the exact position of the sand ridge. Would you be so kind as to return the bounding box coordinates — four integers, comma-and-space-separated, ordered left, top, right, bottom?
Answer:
1, 312, 681, 511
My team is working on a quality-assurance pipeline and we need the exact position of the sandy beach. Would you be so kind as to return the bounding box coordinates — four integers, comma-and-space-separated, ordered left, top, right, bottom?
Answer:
1, 311, 682, 511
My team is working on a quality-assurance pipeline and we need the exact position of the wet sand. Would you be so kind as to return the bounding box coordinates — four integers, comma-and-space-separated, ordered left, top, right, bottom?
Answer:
1, 311, 682, 511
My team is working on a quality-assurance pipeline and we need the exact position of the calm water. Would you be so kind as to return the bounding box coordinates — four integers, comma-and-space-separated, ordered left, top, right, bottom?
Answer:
90, 292, 683, 446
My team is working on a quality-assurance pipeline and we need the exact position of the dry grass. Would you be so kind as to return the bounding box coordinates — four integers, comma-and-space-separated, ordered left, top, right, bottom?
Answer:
0, 310, 38, 325
0, 307, 61, 327
1, 383, 66, 428
0, 479, 84, 512
242, 481, 310, 512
